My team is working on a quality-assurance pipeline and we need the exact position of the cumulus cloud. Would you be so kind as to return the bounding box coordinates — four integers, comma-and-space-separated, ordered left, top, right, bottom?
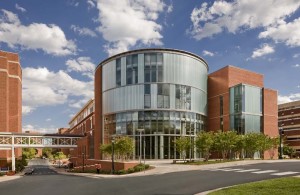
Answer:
22, 67, 94, 113
66, 56, 96, 78
87, 0, 96, 9
202, 50, 214, 57
22, 124, 58, 134
15, 4, 26, 12
94, 0, 165, 56
292, 64, 300, 68
258, 18, 300, 47
22, 105, 35, 115
189, 0, 300, 44
278, 93, 300, 104
71, 25, 97, 37
251, 44, 275, 58
0, 9, 76, 56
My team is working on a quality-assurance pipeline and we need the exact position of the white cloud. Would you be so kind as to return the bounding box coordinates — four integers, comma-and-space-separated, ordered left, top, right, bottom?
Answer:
66, 56, 96, 79
189, 0, 300, 42
293, 53, 300, 58
0, 9, 76, 56
46, 118, 52, 122
278, 93, 300, 104
87, 0, 96, 9
94, 0, 165, 56
15, 4, 26, 12
202, 50, 214, 57
22, 105, 35, 115
71, 25, 97, 37
251, 44, 274, 58
259, 18, 300, 47
22, 124, 58, 134
22, 67, 94, 114
292, 64, 300, 68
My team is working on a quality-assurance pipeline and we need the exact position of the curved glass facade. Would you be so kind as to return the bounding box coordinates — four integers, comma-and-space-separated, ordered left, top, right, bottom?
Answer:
100, 49, 208, 159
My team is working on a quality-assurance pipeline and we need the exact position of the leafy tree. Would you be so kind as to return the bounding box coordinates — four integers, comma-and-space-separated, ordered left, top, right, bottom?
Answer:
268, 137, 279, 160
174, 136, 191, 162
54, 151, 66, 160
244, 133, 264, 159
283, 145, 296, 158
213, 130, 238, 160
115, 137, 134, 161
22, 148, 36, 159
232, 134, 246, 159
256, 134, 273, 159
100, 137, 134, 161
42, 148, 53, 159
195, 131, 214, 161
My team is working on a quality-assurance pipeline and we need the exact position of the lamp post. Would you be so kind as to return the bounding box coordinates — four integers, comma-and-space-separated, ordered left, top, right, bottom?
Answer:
137, 129, 144, 164
279, 127, 284, 159
111, 137, 115, 174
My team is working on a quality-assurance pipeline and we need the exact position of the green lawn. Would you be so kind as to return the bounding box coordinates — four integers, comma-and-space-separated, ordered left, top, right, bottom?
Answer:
209, 177, 300, 195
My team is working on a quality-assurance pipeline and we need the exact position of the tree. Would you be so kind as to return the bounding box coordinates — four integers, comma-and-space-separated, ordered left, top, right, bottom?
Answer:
256, 134, 273, 159
268, 137, 279, 160
115, 137, 134, 161
283, 145, 296, 158
232, 135, 246, 159
22, 148, 36, 159
100, 143, 112, 158
213, 130, 238, 160
100, 137, 134, 161
244, 133, 263, 159
195, 131, 214, 161
175, 136, 190, 162
42, 148, 53, 159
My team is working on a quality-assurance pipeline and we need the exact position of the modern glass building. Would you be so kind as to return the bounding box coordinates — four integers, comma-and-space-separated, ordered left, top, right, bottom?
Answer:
230, 84, 263, 134
97, 48, 208, 159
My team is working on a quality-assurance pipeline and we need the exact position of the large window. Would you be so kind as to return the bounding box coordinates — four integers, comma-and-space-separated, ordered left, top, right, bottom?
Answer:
157, 84, 170, 108
144, 53, 163, 83
230, 84, 262, 134
175, 85, 191, 110
144, 84, 151, 108
126, 54, 138, 85
116, 58, 121, 86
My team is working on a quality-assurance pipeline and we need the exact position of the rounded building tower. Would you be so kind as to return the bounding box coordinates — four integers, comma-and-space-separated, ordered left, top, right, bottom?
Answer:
95, 48, 208, 159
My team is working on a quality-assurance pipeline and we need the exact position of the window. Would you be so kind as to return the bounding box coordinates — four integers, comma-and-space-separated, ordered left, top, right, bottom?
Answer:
175, 84, 191, 110
116, 58, 121, 86
144, 84, 151, 108
126, 54, 138, 85
144, 53, 163, 83
157, 84, 170, 108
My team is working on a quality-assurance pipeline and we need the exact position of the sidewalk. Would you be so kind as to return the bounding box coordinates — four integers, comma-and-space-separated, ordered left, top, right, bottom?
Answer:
1, 159, 299, 182
51, 159, 300, 178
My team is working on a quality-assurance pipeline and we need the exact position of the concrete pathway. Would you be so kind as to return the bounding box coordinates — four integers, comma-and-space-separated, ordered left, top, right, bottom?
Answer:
1, 159, 299, 182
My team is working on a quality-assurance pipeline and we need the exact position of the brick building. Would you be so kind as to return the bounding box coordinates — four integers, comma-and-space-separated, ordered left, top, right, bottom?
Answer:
0, 50, 22, 165
208, 66, 278, 158
68, 49, 278, 161
67, 99, 95, 166
278, 100, 300, 154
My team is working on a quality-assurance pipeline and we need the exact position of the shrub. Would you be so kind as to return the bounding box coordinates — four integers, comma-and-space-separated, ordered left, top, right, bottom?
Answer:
115, 170, 126, 175
127, 168, 134, 173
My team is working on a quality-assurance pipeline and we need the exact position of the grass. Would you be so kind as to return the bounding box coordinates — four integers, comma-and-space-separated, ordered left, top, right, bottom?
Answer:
209, 177, 300, 195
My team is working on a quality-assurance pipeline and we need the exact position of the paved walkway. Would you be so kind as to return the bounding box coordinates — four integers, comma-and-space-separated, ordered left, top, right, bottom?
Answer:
1, 159, 299, 181
52, 159, 300, 178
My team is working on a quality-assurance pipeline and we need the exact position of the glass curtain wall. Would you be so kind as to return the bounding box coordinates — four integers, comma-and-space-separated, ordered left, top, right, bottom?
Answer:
230, 84, 262, 134
103, 50, 208, 160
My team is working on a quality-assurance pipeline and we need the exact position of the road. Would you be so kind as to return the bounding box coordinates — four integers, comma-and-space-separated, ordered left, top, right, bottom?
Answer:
0, 161, 299, 195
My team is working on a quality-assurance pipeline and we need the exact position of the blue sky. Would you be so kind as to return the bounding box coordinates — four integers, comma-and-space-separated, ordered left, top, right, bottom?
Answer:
0, 0, 300, 133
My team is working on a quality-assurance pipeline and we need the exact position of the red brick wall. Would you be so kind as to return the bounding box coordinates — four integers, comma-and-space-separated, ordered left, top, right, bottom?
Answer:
263, 88, 278, 159
208, 66, 264, 132
70, 158, 138, 172
0, 51, 22, 161
94, 66, 102, 159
